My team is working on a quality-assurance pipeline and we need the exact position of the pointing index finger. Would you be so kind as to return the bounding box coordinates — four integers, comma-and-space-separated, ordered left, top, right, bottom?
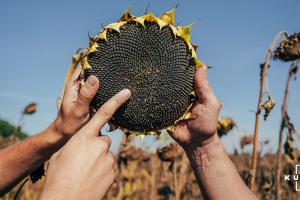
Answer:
83, 89, 131, 136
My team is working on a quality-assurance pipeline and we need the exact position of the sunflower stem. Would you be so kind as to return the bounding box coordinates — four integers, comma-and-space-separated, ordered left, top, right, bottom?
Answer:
249, 31, 288, 191
173, 159, 179, 200
275, 62, 297, 200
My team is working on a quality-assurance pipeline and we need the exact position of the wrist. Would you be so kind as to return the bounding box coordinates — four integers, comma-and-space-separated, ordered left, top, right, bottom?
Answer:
40, 186, 72, 200
184, 132, 222, 158
52, 116, 64, 137
41, 178, 82, 200
40, 122, 69, 152
182, 131, 218, 151
18, 122, 70, 164
51, 116, 74, 139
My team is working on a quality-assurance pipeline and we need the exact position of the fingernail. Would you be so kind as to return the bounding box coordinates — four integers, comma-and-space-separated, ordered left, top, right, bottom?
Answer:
86, 75, 98, 87
120, 89, 131, 99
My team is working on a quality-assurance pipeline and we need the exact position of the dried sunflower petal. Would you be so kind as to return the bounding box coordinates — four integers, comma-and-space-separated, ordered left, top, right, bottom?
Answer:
262, 95, 275, 121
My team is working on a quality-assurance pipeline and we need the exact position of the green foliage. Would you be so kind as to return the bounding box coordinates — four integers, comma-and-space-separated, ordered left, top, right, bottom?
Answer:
0, 119, 28, 139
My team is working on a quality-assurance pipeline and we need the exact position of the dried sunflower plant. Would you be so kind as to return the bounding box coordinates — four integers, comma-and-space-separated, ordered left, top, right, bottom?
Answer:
217, 117, 236, 138
13, 103, 37, 135
249, 31, 289, 191
273, 33, 299, 200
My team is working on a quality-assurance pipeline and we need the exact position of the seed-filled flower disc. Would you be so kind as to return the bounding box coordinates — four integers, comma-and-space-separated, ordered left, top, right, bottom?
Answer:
81, 8, 203, 135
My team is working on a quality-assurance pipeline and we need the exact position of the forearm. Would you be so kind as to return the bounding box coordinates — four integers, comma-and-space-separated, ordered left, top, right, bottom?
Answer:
185, 133, 257, 200
0, 123, 67, 195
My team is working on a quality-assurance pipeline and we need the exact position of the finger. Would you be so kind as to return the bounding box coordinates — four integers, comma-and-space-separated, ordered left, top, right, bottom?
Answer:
97, 135, 112, 152
51, 148, 62, 160
62, 64, 82, 105
194, 67, 219, 106
167, 122, 190, 144
84, 89, 131, 136
45, 161, 50, 172
66, 63, 82, 89
70, 61, 83, 83
74, 75, 99, 116
103, 151, 115, 168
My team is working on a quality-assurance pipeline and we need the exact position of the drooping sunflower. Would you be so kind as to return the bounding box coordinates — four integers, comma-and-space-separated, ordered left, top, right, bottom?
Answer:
217, 117, 236, 137
273, 32, 300, 62
68, 7, 204, 136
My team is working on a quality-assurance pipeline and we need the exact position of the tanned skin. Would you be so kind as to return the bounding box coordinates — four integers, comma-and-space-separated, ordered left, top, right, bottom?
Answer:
0, 64, 101, 195
0, 65, 257, 200
40, 89, 131, 199
170, 67, 258, 200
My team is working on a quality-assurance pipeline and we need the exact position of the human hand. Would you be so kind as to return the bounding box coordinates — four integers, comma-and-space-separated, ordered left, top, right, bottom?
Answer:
169, 67, 222, 149
40, 89, 131, 200
53, 62, 99, 138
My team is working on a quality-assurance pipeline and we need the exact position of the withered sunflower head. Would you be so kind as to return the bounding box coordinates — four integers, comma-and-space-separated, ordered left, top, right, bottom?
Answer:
273, 32, 300, 62
80, 7, 203, 136
217, 117, 236, 137
157, 143, 181, 162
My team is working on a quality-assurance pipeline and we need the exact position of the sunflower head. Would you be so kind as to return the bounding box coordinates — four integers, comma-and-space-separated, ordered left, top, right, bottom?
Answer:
22, 103, 38, 115
80, 7, 203, 136
157, 143, 181, 162
240, 135, 253, 150
217, 117, 236, 137
273, 32, 300, 62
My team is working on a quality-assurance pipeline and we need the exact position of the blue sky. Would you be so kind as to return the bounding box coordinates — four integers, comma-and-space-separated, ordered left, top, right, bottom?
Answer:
0, 0, 299, 153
